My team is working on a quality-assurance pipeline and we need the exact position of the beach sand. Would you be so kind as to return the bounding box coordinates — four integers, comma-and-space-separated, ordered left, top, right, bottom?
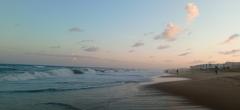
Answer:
148, 71, 240, 110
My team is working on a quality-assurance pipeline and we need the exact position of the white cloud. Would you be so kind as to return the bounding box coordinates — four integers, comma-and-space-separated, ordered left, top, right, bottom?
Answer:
186, 2, 199, 22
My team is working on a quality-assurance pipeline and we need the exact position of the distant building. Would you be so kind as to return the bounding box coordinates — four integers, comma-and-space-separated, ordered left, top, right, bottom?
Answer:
190, 62, 240, 71
225, 62, 240, 69
190, 64, 205, 70
190, 64, 225, 70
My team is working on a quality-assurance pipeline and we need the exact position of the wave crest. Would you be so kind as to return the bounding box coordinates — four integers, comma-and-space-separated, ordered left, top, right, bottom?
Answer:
0, 68, 76, 81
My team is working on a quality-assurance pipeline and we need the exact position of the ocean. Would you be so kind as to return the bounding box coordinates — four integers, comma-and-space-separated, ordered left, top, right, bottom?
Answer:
0, 64, 211, 110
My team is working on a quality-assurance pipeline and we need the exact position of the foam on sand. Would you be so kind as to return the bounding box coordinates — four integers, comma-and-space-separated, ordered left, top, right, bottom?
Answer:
141, 74, 189, 85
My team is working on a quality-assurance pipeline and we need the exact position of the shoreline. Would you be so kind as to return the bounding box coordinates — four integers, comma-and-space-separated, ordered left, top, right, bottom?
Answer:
140, 73, 190, 85
147, 71, 240, 110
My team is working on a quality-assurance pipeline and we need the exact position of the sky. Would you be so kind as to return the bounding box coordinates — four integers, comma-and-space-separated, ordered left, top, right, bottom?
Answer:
0, 0, 240, 69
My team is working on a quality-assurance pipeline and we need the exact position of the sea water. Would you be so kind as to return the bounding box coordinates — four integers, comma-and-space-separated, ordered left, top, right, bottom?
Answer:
0, 64, 211, 110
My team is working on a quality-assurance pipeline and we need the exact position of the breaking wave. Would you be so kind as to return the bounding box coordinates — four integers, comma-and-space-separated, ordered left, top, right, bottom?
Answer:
0, 68, 77, 81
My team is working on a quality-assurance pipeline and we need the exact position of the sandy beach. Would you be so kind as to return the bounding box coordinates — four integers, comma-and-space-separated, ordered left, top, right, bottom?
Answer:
148, 71, 240, 110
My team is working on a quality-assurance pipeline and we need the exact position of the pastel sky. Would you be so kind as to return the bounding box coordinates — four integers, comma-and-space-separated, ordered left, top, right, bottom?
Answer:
0, 0, 240, 69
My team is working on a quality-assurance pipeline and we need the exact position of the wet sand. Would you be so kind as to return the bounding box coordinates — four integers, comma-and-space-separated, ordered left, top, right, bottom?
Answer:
148, 71, 240, 110
0, 83, 210, 110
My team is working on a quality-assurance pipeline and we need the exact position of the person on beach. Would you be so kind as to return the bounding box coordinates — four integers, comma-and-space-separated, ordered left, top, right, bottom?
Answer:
176, 69, 179, 75
215, 66, 219, 75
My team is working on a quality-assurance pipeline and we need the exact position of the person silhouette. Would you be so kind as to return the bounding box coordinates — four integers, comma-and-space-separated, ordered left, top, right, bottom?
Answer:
215, 66, 219, 75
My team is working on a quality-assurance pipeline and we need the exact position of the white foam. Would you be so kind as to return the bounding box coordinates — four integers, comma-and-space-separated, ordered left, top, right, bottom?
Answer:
141, 74, 189, 85
34, 65, 46, 68
151, 76, 189, 83
49, 68, 75, 77
85, 68, 96, 73
0, 68, 76, 81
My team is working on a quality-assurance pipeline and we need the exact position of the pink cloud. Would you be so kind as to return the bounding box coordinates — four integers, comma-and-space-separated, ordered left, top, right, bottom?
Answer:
185, 2, 199, 22
154, 23, 182, 41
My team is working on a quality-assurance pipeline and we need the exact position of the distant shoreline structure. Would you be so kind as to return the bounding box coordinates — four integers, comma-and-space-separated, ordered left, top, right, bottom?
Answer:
165, 62, 240, 74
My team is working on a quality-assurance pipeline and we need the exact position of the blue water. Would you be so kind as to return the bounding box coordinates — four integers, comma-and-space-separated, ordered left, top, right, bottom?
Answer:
0, 64, 155, 92
0, 64, 211, 110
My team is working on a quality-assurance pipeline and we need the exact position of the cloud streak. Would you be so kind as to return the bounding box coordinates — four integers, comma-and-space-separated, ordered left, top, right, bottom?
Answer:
219, 49, 240, 55
154, 23, 182, 41
178, 52, 191, 56
157, 45, 170, 50
185, 2, 199, 22
69, 27, 83, 32
132, 42, 144, 47
222, 34, 239, 44
83, 46, 99, 52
